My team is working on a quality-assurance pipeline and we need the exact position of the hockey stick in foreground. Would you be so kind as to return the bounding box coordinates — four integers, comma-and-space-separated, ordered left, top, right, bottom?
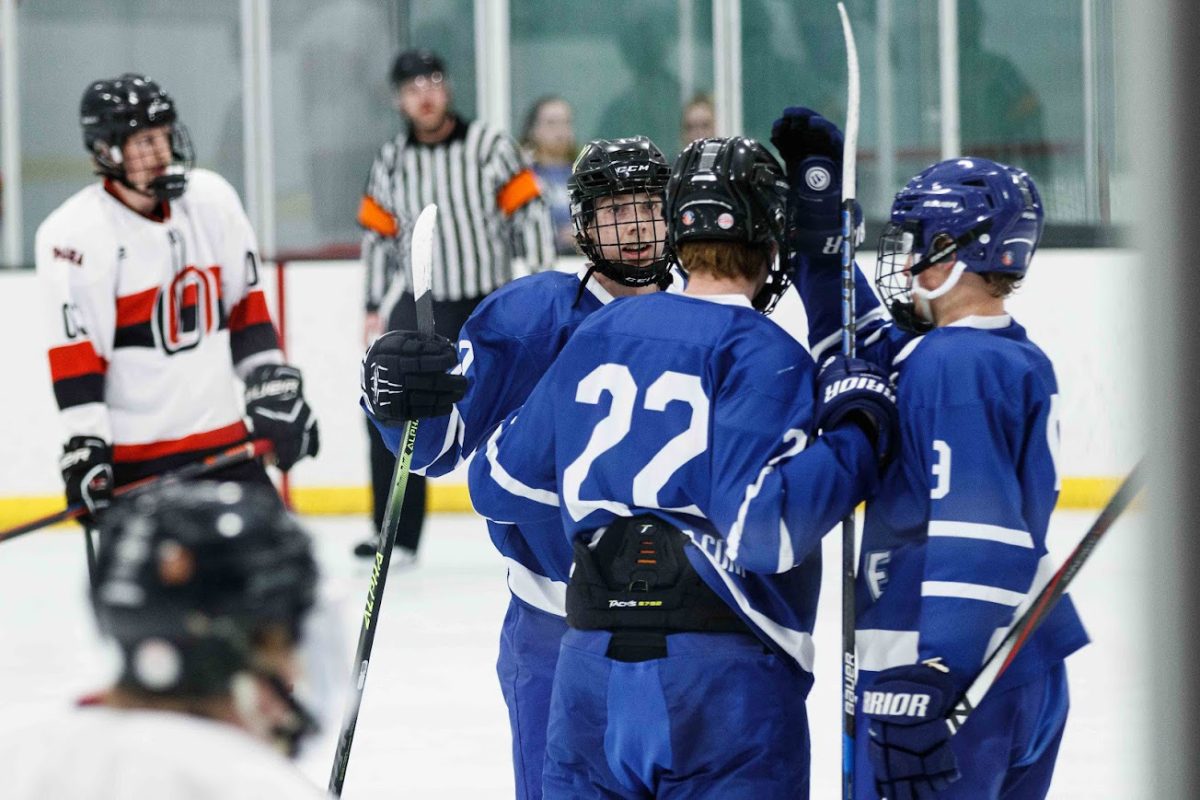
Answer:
0, 438, 274, 545
946, 460, 1146, 735
836, 4, 862, 798
328, 203, 438, 797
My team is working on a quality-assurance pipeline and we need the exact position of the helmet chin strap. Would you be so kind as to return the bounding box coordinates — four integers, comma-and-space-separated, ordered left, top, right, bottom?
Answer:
911, 260, 967, 324
231, 669, 318, 757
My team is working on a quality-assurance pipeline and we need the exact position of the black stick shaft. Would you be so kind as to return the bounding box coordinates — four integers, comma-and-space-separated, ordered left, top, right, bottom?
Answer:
327, 417, 420, 795
946, 460, 1145, 734
0, 439, 273, 544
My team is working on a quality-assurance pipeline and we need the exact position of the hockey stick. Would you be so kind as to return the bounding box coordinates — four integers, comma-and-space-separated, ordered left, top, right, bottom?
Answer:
836, 4, 862, 798
328, 203, 438, 797
945, 460, 1146, 735
0, 438, 274, 545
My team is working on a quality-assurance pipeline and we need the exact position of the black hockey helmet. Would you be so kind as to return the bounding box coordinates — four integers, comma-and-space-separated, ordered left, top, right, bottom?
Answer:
569, 136, 673, 292
93, 481, 317, 698
666, 137, 790, 313
79, 73, 194, 201
390, 49, 446, 87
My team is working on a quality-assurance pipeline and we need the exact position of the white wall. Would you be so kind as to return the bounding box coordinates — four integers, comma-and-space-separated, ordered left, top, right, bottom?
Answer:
0, 250, 1144, 499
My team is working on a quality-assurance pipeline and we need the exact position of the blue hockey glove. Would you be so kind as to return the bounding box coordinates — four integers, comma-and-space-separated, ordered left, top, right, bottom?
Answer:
814, 355, 898, 466
361, 330, 466, 425
770, 107, 863, 263
864, 660, 962, 800
244, 364, 320, 471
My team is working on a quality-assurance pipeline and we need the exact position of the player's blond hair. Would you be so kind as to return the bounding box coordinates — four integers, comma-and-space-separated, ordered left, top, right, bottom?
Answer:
676, 240, 772, 283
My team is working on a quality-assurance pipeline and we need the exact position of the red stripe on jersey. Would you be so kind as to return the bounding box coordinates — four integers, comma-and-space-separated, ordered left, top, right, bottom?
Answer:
112, 421, 249, 464
115, 287, 158, 328
229, 290, 274, 332
48, 341, 107, 381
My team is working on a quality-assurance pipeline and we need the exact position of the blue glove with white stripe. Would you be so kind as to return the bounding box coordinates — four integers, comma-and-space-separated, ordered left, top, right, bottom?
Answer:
864, 660, 962, 800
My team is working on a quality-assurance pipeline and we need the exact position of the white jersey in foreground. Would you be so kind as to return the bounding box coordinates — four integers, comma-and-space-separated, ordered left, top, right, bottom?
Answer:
0, 706, 325, 799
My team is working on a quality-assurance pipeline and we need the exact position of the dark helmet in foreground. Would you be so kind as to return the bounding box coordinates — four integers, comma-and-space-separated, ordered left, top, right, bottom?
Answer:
569, 136, 673, 294
876, 157, 1044, 332
94, 481, 316, 697
79, 73, 194, 201
666, 136, 790, 313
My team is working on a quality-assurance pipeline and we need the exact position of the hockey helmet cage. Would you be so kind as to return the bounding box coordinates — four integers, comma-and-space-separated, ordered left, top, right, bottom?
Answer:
666, 136, 790, 313
79, 73, 194, 200
568, 136, 673, 290
94, 481, 317, 698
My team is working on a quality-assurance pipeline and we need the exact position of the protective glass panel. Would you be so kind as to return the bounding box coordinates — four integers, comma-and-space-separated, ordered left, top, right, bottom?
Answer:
269, 0, 475, 253
13, 0, 242, 266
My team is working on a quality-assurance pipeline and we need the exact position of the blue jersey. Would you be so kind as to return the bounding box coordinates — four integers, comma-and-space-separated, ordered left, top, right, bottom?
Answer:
469, 291, 880, 675
792, 256, 1087, 693
369, 268, 614, 614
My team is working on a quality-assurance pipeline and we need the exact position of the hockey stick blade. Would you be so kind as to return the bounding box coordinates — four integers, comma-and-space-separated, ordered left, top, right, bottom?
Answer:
946, 460, 1145, 735
836, 4, 862, 799
411, 204, 437, 336
0, 439, 274, 544
328, 203, 438, 796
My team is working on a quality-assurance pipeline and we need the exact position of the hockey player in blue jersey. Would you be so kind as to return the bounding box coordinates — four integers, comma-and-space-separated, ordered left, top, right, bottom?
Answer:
469, 136, 898, 799
359, 136, 674, 799
772, 107, 1089, 799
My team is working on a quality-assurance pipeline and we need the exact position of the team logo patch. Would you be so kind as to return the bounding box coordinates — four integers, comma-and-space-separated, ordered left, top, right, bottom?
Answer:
1001, 251, 1014, 267
53, 246, 83, 267
717, 212, 735, 230
805, 165, 832, 192
681, 210, 696, 226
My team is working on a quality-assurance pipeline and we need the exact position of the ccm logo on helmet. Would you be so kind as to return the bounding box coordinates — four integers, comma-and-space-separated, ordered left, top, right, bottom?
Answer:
862, 690, 933, 718
614, 163, 650, 177
823, 376, 895, 403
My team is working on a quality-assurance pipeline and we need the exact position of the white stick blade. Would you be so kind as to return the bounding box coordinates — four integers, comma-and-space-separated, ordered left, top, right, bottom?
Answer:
410, 204, 438, 302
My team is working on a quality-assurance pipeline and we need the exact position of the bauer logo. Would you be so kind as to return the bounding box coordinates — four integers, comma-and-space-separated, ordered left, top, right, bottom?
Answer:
805, 165, 832, 192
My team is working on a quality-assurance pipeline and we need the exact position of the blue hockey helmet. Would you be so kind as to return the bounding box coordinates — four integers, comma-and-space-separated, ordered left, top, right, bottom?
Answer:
875, 157, 1043, 331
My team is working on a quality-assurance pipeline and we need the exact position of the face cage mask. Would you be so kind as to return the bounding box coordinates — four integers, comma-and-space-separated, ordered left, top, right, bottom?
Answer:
752, 248, 791, 315
574, 190, 671, 292
102, 123, 196, 202
875, 217, 995, 332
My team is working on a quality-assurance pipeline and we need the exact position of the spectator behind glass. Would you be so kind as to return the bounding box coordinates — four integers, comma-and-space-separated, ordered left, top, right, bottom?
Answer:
680, 93, 716, 151
521, 96, 577, 256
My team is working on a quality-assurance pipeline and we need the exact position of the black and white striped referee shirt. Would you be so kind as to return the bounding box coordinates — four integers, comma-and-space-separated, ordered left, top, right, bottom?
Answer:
358, 115, 555, 314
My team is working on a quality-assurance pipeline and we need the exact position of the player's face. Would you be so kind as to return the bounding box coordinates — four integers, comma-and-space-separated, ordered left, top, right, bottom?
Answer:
588, 191, 666, 267
121, 125, 174, 192
682, 102, 716, 145
397, 72, 451, 133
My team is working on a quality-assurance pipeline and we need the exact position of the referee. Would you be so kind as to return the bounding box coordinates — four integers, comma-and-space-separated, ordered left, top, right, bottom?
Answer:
356, 49, 555, 563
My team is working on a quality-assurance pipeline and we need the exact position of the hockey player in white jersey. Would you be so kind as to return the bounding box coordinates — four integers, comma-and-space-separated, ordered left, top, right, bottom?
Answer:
772, 107, 1088, 799
36, 74, 318, 524
0, 481, 325, 799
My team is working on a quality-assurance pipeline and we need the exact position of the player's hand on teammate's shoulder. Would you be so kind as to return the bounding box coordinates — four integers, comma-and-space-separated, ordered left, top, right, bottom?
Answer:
770, 106, 862, 264
59, 435, 113, 522
814, 355, 898, 467
243, 364, 320, 471
360, 330, 467, 425
863, 659, 962, 800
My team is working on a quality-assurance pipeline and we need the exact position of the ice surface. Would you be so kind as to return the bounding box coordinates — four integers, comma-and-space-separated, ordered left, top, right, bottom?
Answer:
0, 508, 1149, 798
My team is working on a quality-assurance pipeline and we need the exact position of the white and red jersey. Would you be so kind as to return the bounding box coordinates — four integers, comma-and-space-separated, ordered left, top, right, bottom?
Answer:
35, 169, 282, 475
0, 706, 326, 799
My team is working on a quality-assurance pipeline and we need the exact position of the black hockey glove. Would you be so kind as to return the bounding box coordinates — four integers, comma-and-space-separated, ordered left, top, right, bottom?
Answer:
770, 106, 863, 264
244, 364, 320, 471
60, 435, 114, 523
814, 355, 898, 466
361, 330, 467, 424
864, 660, 962, 800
